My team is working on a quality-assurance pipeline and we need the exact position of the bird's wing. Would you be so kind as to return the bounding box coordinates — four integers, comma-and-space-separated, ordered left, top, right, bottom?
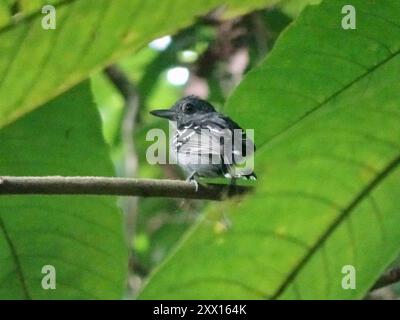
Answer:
211, 114, 257, 178
201, 113, 256, 163
175, 113, 255, 166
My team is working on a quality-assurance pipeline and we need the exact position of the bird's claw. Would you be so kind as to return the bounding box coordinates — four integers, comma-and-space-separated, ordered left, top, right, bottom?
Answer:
186, 172, 199, 192
190, 179, 199, 192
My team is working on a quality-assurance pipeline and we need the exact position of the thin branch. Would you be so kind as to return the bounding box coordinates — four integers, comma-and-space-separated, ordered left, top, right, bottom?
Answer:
0, 176, 252, 200
371, 266, 400, 291
104, 66, 137, 101
104, 65, 140, 177
105, 65, 140, 244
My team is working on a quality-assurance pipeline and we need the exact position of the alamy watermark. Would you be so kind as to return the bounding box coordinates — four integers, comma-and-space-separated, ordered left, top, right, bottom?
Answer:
341, 265, 356, 290
41, 265, 56, 290
41, 5, 56, 30
341, 5, 356, 30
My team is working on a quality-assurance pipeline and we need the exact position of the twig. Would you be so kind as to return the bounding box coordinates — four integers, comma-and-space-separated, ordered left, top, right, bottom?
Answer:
371, 266, 400, 291
105, 65, 140, 242
0, 176, 252, 200
104, 65, 139, 178
104, 66, 137, 101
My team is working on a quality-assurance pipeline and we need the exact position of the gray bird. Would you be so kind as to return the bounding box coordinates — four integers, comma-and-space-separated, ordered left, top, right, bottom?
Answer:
150, 95, 256, 189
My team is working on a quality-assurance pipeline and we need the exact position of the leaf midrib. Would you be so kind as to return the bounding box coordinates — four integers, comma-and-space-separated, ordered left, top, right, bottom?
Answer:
250, 20, 400, 299
257, 21, 400, 299
271, 153, 400, 299
257, 48, 400, 155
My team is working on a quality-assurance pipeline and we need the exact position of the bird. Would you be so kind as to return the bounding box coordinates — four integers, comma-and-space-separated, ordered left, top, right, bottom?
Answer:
150, 95, 256, 190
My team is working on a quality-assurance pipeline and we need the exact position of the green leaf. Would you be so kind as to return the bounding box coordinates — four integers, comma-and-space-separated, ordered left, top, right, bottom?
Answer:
0, 82, 127, 299
0, 0, 11, 28
279, 0, 322, 17
139, 0, 400, 299
0, 0, 275, 129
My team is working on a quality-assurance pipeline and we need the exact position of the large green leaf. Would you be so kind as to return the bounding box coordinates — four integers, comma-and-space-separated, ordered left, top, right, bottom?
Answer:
0, 0, 275, 128
0, 82, 127, 299
139, 0, 400, 299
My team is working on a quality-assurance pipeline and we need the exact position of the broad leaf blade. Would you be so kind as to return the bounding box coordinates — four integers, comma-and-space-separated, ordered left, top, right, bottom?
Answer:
0, 0, 273, 128
139, 0, 400, 299
0, 82, 127, 299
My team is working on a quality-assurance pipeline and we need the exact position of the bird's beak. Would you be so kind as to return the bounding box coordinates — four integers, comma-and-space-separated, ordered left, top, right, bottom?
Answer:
150, 109, 176, 120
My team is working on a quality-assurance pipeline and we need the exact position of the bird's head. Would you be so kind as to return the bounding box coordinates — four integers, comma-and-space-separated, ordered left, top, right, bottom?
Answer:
150, 95, 216, 124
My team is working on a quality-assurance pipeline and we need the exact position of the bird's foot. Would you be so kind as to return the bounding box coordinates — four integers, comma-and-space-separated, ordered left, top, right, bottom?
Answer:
190, 179, 199, 192
186, 172, 199, 192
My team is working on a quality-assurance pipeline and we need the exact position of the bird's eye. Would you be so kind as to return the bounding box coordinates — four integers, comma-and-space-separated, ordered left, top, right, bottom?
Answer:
183, 103, 194, 113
